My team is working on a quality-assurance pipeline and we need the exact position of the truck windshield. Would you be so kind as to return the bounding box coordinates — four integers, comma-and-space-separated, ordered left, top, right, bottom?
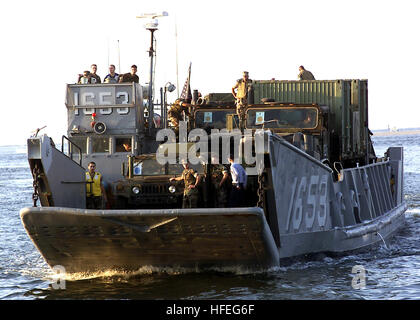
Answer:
246, 108, 318, 129
134, 159, 166, 176
194, 109, 236, 129
133, 159, 204, 176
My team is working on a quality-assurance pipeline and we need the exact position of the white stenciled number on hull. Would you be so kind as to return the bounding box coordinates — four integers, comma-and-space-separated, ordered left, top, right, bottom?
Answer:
318, 175, 328, 226
99, 92, 112, 115
286, 174, 328, 232
293, 177, 307, 230
116, 92, 129, 114
82, 92, 95, 115
72, 91, 130, 115
306, 175, 318, 229
285, 177, 298, 232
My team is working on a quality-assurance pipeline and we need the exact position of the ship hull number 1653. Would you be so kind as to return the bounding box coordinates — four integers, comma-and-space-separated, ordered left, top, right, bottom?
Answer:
286, 174, 329, 231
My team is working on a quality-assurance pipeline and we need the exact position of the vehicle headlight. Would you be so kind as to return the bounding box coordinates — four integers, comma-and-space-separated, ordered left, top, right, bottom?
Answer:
168, 185, 176, 193
132, 186, 140, 195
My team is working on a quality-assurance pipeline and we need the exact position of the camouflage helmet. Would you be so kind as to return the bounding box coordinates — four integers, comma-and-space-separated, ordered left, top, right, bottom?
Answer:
174, 98, 187, 107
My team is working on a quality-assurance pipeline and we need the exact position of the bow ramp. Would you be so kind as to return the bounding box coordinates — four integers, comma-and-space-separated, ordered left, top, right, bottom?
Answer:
20, 207, 279, 274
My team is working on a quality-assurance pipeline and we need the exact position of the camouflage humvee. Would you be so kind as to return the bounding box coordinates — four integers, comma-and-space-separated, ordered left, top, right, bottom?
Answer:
114, 153, 205, 209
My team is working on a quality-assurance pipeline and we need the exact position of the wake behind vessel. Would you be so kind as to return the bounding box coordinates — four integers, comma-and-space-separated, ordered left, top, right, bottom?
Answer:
20, 20, 407, 274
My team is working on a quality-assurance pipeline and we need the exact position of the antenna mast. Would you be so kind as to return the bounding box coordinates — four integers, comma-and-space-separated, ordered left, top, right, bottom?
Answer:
136, 11, 168, 135
107, 37, 110, 67
175, 18, 180, 97
117, 40, 121, 74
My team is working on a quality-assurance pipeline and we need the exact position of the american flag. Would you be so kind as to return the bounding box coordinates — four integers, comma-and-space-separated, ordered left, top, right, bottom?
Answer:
179, 62, 192, 102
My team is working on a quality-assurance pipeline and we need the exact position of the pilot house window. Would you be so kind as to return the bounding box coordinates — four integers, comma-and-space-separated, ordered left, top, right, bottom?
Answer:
69, 137, 87, 154
116, 137, 132, 152
91, 137, 110, 153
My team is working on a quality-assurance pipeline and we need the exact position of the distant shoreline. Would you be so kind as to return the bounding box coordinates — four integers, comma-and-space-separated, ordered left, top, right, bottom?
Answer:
372, 130, 420, 137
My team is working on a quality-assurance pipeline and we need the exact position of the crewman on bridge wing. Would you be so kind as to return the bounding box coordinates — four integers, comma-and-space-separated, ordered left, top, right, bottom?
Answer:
89, 64, 101, 84
104, 64, 119, 83
78, 70, 91, 84
169, 161, 201, 208
232, 71, 253, 128
119, 64, 140, 83
85, 161, 107, 209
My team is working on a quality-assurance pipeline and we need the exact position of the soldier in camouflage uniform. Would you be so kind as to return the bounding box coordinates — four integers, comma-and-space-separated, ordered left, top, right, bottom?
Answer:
298, 65, 315, 80
168, 99, 190, 130
119, 65, 140, 83
209, 163, 230, 208
170, 162, 201, 208
232, 71, 253, 129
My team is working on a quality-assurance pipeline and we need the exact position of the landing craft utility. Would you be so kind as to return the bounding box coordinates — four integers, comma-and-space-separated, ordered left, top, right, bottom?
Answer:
20, 15, 407, 274
19, 78, 407, 273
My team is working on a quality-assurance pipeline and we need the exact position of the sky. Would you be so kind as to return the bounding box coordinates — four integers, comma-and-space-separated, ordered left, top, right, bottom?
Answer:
0, 0, 419, 146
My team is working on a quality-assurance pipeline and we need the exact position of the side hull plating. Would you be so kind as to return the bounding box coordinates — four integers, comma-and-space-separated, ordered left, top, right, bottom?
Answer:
265, 134, 406, 258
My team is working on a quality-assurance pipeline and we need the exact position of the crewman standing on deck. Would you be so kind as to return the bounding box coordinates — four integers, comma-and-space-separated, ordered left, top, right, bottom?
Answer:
227, 154, 247, 207
298, 65, 315, 80
208, 155, 230, 208
85, 161, 107, 209
168, 99, 190, 131
232, 71, 253, 128
169, 161, 201, 208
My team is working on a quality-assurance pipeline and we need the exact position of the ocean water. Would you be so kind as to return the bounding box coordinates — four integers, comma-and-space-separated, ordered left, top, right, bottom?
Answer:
0, 135, 419, 300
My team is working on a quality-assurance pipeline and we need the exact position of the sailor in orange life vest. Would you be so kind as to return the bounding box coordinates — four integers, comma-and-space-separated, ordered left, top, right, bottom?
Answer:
85, 161, 107, 209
